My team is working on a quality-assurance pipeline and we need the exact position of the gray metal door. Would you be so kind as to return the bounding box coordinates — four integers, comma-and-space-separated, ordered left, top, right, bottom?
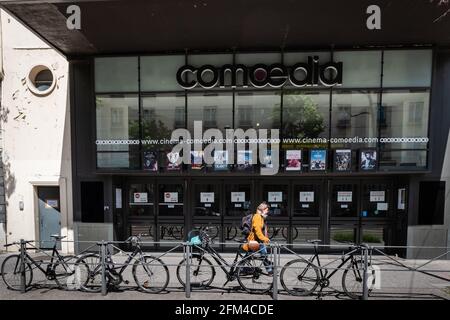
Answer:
38, 186, 61, 249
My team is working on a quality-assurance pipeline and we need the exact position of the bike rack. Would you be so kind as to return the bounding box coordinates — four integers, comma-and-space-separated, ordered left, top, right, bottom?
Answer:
4, 238, 450, 300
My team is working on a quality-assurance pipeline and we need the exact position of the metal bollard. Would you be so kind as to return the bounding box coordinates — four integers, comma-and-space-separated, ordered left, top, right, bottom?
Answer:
362, 246, 369, 300
185, 242, 191, 298
19, 239, 26, 293
100, 241, 107, 296
272, 245, 278, 300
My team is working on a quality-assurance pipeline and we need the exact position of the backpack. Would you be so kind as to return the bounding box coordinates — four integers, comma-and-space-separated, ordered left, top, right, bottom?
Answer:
240, 213, 254, 237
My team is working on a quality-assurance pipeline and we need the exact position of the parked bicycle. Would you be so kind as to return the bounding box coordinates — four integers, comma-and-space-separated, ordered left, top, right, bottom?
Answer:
1, 235, 77, 291
149, 226, 184, 240
74, 234, 169, 293
279, 240, 375, 299
267, 227, 298, 241
176, 227, 273, 294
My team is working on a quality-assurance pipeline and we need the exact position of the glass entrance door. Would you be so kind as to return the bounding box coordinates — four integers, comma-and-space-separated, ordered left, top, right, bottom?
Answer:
157, 180, 185, 247
192, 181, 222, 245
328, 179, 394, 246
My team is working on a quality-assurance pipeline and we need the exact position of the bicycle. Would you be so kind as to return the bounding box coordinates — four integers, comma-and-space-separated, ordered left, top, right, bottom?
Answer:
279, 240, 375, 299
267, 226, 298, 241
1, 235, 77, 291
176, 227, 273, 294
74, 233, 169, 293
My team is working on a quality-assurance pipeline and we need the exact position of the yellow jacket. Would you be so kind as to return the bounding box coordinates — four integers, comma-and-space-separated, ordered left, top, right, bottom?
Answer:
242, 213, 269, 251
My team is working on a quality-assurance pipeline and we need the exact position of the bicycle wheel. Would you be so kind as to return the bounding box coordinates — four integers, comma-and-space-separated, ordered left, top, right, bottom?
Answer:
1, 254, 33, 291
74, 253, 103, 292
208, 226, 220, 240
236, 256, 273, 294
280, 258, 319, 296
172, 226, 184, 240
176, 253, 215, 288
225, 226, 237, 241
342, 259, 375, 299
133, 255, 169, 293
267, 227, 276, 240
54, 255, 77, 290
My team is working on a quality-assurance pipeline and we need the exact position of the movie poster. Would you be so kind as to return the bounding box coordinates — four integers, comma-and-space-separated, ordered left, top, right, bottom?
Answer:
190, 150, 204, 170
143, 151, 158, 171
285, 150, 302, 171
261, 150, 274, 169
334, 149, 352, 172
360, 149, 377, 171
214, 150, 229, 171
309, 149, 327, 171
236, 150, 253, 171
166, 151, 181, 171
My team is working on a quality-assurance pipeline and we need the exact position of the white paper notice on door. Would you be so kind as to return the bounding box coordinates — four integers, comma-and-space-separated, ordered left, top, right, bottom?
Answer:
164, 192, 178, 203
115, 188, 122, 209
268, 191, 282, 202
370, 191, 385, 202
300, 192, 314, 203
337, 191, 352, 202
377, 202, 388, 211
231, 192, 245, 203
134, 192, 148, 203
200, 192, 214, 203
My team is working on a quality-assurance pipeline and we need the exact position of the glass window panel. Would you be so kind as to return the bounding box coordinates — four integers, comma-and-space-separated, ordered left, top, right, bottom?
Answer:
159, 224, 184, 247
330, 227, 357, 245
282, 90, 329, 148
158, 184, 184, 216
225, 183, 252, 217
95, 57, 138, 92
380, 90, 430, 149
292, 226, 320, 244
96, 94, 139, 152
266, 225, 288, 244
333, 51, 381, 88
235, 53, 281, 65
187, 92, 233, 135
284, 51, 331, 65
262, 184, 288, 217
188, 54, 233, 66
380, 150, 427, 169
193, 184, 221, 218
331, 184, 358, 217
130, 224, 156, 244
141, 93, 186, 152
128, 183, 155, 217
96, 152, 140, 169
362, 227, 388, 247
140, 55, 185, 91
293, 184, 320, 217
235, 91, 281, 130
383, 50, 432, 87
361, 183, 391, 218
331, 90, 379, 149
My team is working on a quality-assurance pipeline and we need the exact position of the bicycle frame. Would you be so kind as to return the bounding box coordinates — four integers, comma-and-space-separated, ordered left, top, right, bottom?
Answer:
193, 243, 265, 279
305, 245, 362, 282
23, 243, 69, 277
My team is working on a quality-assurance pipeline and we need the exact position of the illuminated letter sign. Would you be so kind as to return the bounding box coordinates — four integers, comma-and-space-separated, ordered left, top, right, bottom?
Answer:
176, 56, 342, 89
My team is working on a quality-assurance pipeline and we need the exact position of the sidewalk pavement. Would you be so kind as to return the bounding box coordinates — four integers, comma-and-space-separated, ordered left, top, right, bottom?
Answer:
0, 251, 449, 300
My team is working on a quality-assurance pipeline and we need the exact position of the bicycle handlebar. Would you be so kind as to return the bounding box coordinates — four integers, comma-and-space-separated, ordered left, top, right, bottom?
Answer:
4, 240, 33, 247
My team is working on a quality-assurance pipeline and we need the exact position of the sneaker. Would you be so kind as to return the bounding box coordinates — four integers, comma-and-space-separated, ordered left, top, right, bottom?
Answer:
267, 270, 274, 276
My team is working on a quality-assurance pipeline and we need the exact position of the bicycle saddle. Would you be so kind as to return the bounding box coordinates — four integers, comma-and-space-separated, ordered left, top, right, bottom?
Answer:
50, 235, 66, 240
307, 239, 322, 244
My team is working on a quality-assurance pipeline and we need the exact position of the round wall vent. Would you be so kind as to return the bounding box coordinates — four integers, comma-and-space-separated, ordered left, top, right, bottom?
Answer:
27, 65, 56, 96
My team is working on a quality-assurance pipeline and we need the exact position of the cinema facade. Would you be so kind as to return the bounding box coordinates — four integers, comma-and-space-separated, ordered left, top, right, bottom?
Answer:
0, 1, 449, 257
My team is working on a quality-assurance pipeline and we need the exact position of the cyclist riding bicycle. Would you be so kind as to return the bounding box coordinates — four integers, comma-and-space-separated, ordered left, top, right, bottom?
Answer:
242, 201, 273, 275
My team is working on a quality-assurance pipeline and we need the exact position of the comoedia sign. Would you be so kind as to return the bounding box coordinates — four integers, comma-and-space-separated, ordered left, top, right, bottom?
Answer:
176, 56, 343, 89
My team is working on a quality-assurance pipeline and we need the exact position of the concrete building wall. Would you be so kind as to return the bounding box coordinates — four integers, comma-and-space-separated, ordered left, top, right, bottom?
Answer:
0, 10, 73, 253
